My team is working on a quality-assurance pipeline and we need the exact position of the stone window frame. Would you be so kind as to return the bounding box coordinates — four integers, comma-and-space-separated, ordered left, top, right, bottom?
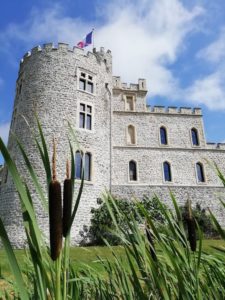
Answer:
126, 124, 137, 146
162, 161, 173, 183
75, 149, 94, 183
128, 159, 139, 183
195, 161, 206, 184
123, 94, 136, 111
77, 101, 94, 132
77, 68, 96, 95
159, 125, 169, 147
190, 127, 200, 147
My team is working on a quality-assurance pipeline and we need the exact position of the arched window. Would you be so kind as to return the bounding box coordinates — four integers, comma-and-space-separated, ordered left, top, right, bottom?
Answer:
129, 160, 137, 181
84, 152, 91, 181
127, 125, 136, 145
163, 161, 172, 182
196, 162, 205, 182
191, 128, 199, 146
160, 127, 168, 145
75, 151, 92, 181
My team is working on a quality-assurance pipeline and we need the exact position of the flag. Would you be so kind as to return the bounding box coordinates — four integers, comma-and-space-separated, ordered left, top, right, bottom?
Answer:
77, 30, 93, 48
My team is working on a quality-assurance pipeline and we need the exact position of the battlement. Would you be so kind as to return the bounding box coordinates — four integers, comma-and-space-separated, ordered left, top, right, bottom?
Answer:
113, 76, 147, 92
146, 105, 202, 115
20, 43, 112, 65
206, 143, 225, 150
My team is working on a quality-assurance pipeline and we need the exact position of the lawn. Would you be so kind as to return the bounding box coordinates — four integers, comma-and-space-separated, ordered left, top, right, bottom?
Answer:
1, 240, 225, 275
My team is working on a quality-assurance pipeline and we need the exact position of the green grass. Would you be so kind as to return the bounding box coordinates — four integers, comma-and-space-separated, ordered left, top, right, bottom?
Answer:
1, 240, 225, 276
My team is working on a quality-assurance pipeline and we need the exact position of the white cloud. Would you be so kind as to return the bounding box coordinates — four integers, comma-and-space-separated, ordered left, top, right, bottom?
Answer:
185, 70, 225, 109
0, 122, 10, 145
197, 27, 225, 63
0, 0, 203, 98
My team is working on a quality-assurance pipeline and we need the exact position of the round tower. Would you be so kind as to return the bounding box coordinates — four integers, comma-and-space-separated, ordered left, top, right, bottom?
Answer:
0, 43, 113, 247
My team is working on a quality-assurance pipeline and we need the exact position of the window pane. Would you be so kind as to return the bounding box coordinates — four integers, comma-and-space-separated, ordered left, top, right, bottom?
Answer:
88, 75, 92, 80
87, 81, 94, 93
126, 98, 134, 111
80, 103, 85, 111
197, 163, 204, 182
84, 153, 91, 181
164, 162, 171, 181
160, 127, 167, 145
129, 161, 137, 181
128, 125, 135, 144
81, 72, 86, 78
192, 129, 199, 146
87, 105, 92, 113
87, 114, 92, 130
79, 79, 86, 90
79, 113, 85, 128
75, 152, 82, 179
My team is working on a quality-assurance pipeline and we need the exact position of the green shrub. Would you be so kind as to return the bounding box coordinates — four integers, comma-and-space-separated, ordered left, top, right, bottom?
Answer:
82, 195, 166, 245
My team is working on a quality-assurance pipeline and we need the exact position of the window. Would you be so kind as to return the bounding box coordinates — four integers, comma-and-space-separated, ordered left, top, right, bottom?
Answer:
129, 160, 137, 181
79, 72, 94, 93
75, 151, 92, 181
127, 125, 136, 145
191, 128, 199, 146
79, 103, 92, 130
196, 163, 205, 182
160, 127, 168, 145
125, 95, 135, 111
163, 162, 172, 182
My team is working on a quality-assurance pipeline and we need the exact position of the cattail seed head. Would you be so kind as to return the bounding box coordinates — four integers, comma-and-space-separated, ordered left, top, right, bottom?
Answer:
145, 222, 157, 261
187, 200, 196, 252
63, 160, 73, 237
49, 139, 62, 261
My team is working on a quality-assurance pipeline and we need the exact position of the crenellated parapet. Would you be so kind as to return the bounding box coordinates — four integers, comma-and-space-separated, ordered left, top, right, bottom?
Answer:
206, 143, 225, 150
146, 105, 202, 115
113, 76, 147, 92
19, 43, 112, 74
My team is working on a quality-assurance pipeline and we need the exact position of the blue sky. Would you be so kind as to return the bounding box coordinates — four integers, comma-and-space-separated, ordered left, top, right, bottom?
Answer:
1, 0, 225, 164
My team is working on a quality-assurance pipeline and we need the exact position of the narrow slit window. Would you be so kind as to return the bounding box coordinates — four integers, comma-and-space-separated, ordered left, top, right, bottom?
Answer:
191, 128, 199, 146
160, 127, 168, 145
163, 162, 172, 182
196, 163, 205, 182
127, 125, 136, 145
129, 160, 137, 181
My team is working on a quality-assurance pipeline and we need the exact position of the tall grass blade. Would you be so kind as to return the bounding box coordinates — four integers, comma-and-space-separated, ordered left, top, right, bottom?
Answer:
0, 218, 29, 300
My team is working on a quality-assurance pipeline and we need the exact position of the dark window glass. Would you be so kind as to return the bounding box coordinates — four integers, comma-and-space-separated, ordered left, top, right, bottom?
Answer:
87, 105, 92, 113
196, 163, 205, 182
160, 127, 167, 145
79, 79, 85, 90
191, 128, 199, 146
80, 103, 85, 111
163, 162, 171, 182
79, 112, 85, 128
129, 161, 137, 181
84, 153, 91, 181
81, 72, 86, 78
87, 81, 94, 93
75, 152, 82, 179
88, 75, 92, 80
87, 115, 92, 130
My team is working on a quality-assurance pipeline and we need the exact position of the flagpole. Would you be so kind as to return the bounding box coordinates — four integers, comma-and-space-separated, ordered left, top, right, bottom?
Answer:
92, 28, 95, 51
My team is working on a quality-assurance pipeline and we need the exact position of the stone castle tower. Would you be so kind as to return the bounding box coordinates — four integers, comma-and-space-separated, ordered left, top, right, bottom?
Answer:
1, 43, 225, 247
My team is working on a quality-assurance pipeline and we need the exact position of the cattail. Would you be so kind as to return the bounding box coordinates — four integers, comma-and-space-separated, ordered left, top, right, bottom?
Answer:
145, 222, 157, 261
186, 200, 196, 252
63, 160, 73, 237
49, 139, 62, 260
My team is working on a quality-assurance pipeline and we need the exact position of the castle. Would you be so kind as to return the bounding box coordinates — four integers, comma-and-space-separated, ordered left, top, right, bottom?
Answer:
0, 43, 225, 247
